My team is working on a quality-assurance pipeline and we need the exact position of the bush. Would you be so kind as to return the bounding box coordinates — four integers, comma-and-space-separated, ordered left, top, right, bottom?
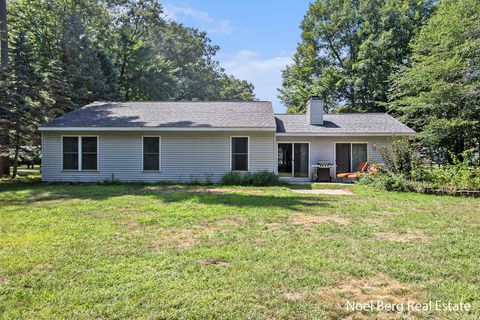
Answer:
410, 151, 480, 191
221, 171, 281, 186
376, 138, 414, 176
359, 172, 408, 191
367, 142, 480, 195
359, 172, 431, 193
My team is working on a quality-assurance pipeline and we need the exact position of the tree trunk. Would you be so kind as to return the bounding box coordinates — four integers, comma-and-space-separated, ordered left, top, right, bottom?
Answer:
11, 144, 19, 179
0, 0, 9, 176
0, 156, 9, 176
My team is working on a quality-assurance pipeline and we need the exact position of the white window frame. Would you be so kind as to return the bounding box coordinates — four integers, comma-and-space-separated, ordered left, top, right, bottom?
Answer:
142, 136, 161, 172
333, 141, 368, 176
230, 136, 250, 172
61, 135, 99, 171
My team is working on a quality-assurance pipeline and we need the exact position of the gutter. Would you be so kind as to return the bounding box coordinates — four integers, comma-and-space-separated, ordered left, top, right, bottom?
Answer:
38, 126, 277, 132
275, 132, 416, 137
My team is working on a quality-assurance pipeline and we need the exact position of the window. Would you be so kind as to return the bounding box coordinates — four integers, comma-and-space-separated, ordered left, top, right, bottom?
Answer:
81, 137, 98, 170
62, 137, 79, 170
143, 136, 160, 171
335, 142, 367, 173
231, 137, 249, 171
62, 136, 98, 171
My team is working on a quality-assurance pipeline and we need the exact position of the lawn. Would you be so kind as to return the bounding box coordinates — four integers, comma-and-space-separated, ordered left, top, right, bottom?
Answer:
0, 178, 479, 319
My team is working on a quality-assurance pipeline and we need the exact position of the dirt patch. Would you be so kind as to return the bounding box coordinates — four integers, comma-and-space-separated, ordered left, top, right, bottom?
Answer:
186, 187, 266, 195
266, 214, 349, 231
148, 228, 201, 250
33, 263, 52, 271
198, 258, 229, 267
284, 275, 425, 318
186, 188, 237, 194
147, 186, 265, 195
0, 277, 9, 286
317, 275, 424, 304
283, 291, 305, 301
362, 217, 386, 226
292, 213, 350, 228
291, 189, 354, 195
375, 231, 429, 243
123, 220, 143, 235
147, 217, 246, 251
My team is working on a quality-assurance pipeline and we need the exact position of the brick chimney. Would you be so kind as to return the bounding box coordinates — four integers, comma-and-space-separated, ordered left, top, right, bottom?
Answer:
306, 96, 323, 125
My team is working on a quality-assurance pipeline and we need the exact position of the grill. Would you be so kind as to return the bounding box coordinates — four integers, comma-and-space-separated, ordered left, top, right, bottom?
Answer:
311, 161, 336, 182
315, 161, 335, 168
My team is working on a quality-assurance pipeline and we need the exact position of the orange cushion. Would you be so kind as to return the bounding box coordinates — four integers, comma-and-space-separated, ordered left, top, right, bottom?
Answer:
358, 162, 369, 172
336, 172, 351, 178
347, 172, 360, 179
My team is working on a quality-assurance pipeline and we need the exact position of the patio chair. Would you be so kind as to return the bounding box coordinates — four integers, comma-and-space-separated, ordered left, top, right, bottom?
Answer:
336, 162, 368, 181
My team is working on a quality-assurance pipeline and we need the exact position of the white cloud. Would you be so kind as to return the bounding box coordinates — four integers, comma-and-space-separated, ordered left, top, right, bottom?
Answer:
207, 20, 233, 35
221, 50, 292, 112
163, 5, 213, 23
163, 5, 233, 35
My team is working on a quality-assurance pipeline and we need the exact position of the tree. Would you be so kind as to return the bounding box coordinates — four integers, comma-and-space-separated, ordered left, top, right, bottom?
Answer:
112, 0, 166, 100
58, 10, 116, 106
218, 75, 255, 101
279, 0, 434, 113
389, 0, 480, 162
43, 58, 74, 117
2, 32, 45, 178
0, 0, 9, 176
0, 0, 7, 67
1, 0, 257, 171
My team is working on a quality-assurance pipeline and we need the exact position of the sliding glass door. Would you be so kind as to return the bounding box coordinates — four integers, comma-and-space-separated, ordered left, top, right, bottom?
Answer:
335, 143, 367, 174
278, 143, 309, 178
278, 143, 293, 177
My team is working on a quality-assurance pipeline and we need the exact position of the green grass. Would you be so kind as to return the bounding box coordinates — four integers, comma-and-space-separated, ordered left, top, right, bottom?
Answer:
1, 179, 479, 319
0, 167, 41, 185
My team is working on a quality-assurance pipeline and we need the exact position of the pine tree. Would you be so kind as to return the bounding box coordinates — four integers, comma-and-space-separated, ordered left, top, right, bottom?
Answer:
6, 31, 45, 178
44, 58, 74, 117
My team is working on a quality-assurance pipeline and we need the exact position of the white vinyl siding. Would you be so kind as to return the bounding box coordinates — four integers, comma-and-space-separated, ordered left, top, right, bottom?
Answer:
42, 131, 275, 183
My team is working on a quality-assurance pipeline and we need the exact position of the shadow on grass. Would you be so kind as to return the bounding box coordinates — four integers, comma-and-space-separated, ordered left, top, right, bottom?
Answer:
0, 182, 334, 210
0, 168, 41, 185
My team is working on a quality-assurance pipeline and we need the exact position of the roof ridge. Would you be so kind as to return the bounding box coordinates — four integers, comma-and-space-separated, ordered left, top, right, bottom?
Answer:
325, 112, 388, 115
275, 112, 389, 116
94, 100, 272, 104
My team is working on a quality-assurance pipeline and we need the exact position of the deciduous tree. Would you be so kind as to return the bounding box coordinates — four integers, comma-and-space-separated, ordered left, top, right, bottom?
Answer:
389, 0, 480, 162
279, 0, 433, 113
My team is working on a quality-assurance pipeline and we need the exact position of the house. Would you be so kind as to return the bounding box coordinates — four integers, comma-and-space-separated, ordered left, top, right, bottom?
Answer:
38, 97, 415, 183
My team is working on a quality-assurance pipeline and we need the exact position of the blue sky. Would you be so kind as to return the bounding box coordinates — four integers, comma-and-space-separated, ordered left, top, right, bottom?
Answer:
162, 0, 312, 112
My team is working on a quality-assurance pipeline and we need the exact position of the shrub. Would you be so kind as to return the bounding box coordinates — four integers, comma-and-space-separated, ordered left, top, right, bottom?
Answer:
409, 151, 480, 191
359, 172, 431, 193
361, 151, 480, 194
221, 171, 281, 186
368, 142, 480, 195
359, 172, 408, 191
376, 138, 414, 176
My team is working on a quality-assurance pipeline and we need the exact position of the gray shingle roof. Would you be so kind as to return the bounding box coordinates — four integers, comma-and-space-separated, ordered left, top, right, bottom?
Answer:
275, 113, 415, 135
40, 101, 414, 136
40, 101, 276, 129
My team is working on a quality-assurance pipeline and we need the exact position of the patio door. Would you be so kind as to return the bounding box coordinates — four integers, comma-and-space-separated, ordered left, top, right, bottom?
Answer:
335, 143, 367, 174
278, 143, 309, 178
